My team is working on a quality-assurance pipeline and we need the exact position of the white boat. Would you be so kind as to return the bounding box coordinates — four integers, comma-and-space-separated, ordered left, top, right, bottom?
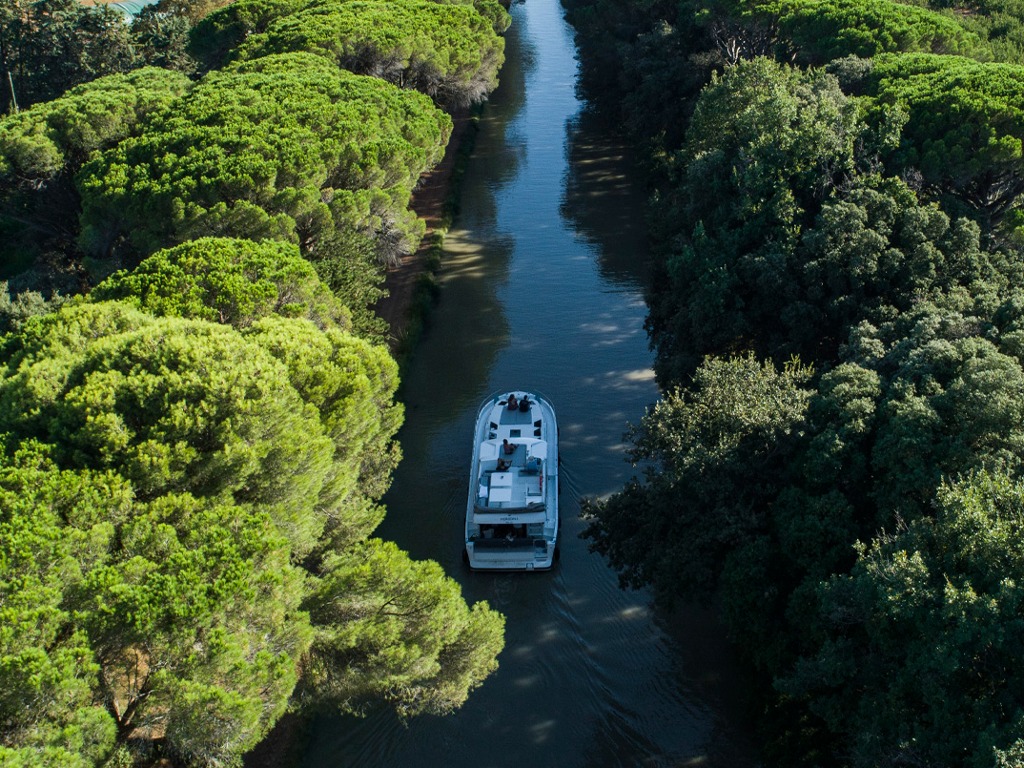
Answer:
464, 390, 558, 571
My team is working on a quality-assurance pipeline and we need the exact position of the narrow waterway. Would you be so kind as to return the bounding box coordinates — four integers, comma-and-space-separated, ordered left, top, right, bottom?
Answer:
302, 0, 758, 765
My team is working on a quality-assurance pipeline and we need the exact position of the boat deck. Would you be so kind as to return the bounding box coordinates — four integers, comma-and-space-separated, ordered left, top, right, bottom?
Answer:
478, 459, 543, 509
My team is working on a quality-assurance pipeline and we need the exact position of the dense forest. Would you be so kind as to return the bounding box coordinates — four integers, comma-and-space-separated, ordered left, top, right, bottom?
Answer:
0, 0, 511, 766
564, 0, 1024, 765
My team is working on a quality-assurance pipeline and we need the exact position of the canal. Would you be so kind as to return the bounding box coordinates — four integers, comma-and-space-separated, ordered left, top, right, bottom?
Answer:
302, 0, 758, 764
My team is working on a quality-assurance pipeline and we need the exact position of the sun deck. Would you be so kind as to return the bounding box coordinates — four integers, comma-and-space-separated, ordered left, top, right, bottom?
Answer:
474, 443, 546, 512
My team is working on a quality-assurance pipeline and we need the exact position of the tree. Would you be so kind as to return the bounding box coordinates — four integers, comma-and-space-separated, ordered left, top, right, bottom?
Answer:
859, 53, 1024, 228
189, 0, 510, 71
241, 316, 404, 547
778, 176, 1016, 362
582, 353, 813, 602
0, 294, 496, 764
300, 538, 504, 717
0, 67, 190, 267
646, 57, 859, 381
87, 238, 404, 545
0, 457, 118, 767
781, 471, 1024, 767
90, 237, 352, 331
869, 334, 1024, 519
0, 0, 138, 114
0, 301, 339, 554
0, 281, 66, 333
0, 446, 313, 768
742, 0, 991, 64
307, 228, 389, 341
130, 6, 197, 73
76, 52, 451, 266
233, 0, 506, 108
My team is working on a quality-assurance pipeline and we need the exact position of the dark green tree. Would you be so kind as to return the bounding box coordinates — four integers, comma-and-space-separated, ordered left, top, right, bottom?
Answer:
782, 470, 1024, 767
582, 353, 813, 602
0, 0, 138, 114
647, 57, 859, 381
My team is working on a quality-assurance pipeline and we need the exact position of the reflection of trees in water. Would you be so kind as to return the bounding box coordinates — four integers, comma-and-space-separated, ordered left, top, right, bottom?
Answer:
467, 3, 532, 196
399, 230, 514, 422
393, 1, 534, 420
560, 107, 651, 290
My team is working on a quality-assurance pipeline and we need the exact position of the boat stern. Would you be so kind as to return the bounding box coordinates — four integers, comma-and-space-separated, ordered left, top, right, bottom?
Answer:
465, 537, 556, 571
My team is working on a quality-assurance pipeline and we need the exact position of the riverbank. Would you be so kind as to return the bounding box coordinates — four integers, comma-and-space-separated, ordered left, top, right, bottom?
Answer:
375, 107, 478, 361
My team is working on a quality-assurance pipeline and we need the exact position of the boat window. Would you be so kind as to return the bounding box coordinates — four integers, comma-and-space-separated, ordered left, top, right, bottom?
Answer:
510, 429, 521, 437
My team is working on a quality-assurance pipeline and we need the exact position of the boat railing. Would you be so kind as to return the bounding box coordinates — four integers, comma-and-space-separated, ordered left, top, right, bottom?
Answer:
470, 536, 548, 552
473, 502, 546, 514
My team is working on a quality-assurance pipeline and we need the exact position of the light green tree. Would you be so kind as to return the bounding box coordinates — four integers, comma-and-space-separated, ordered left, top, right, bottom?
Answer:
234, 0, 506, 107
301, 538, 505, 717
77, 52, 451, 265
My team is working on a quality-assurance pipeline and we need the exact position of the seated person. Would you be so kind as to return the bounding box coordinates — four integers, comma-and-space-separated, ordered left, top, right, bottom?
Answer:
518, 395, 530, 412
507, 393, 518, 410
496, 458, 510, 471
502, 438, 516, 455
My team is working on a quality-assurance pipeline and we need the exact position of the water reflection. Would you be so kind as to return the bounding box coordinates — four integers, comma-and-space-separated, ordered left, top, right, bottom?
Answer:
561, 108, 652, 289
301, 0, 758, 764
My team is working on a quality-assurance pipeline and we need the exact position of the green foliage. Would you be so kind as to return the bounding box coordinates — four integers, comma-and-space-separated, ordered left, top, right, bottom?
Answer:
583, 354, 814, 601
0, 282, 67, 334
301, 538, 504, 717
307, 228, 390, 341
90, 237, 353, 330
942, 0, 1024, 64
568, 0, 1024, 763
187, 0, 324, 66
234, 0, 506, 108
860, 53, 1024, 226
0, 301, 339, 552
0, 0, 508, 758
241, 316, 403, 546
130, 6, 199, 73
0, 0, 138, 113
648, 57, 859, 380
0, 67, 190, 256
76, 52, 451, 265
743, 0, 992, 63
0, 447, 312, 768
189, 0, 510, 72
782, 470, 1024, 767
0, 278, 497, 763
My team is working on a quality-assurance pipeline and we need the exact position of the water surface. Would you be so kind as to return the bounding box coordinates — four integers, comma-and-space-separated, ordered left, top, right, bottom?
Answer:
303, 0, 758, 764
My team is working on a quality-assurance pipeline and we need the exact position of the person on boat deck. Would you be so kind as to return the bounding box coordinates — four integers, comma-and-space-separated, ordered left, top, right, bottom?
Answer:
507, 393, 518, 410
502, 438, 516, 455
496, 458, 510, 471
518, 394, 530, 412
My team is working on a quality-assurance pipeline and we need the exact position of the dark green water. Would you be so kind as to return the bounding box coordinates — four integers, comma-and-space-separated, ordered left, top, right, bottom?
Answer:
302, 0, 758, 764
